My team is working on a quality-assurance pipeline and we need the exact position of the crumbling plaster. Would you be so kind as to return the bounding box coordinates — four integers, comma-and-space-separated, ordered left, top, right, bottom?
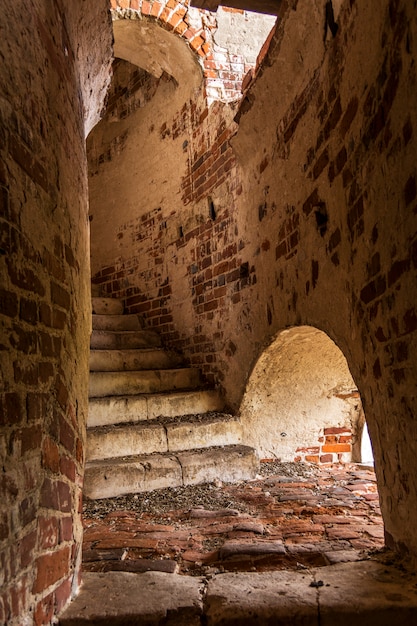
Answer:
239, 326, 362, 463
89, 0, 417, 562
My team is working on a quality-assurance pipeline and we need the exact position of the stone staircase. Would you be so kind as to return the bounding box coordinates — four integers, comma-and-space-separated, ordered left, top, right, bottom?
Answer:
84, 296, 259, 499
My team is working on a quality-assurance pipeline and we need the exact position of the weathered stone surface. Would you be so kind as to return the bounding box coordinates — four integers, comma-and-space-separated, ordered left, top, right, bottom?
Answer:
59, 562, 417, 625
84, 558, 179, 574
88, 414, 245, 461
166, 415, 242, 452
89, 348, 180, 372
59, 572, 203, 625
92, 313, 144, 331
82, 463, 383, 575
90, 329, 161, 350
85, 446, 259, 498
87, 389, 225, 427
87, 422, 168, 461
178, 445, 260, 486
84, 455, 183, 499
88, 395, 149, 427
323, 549, 362, 565
146, 389, 225, 420
232, 521, 265, 534
204, 569, 318, 625
316, 561, 417, 625
92, 297, 124, 316
204, 563, 417, 625
88, 367, 201, 397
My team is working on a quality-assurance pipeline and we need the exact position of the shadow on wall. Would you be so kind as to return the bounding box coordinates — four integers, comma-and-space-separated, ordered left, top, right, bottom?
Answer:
239, 326, 373, 465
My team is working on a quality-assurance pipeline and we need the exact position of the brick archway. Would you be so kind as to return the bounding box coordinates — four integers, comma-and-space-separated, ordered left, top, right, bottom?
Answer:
110, 0, 276, 103
239, 326, 366, 466
111, 0, 211, 58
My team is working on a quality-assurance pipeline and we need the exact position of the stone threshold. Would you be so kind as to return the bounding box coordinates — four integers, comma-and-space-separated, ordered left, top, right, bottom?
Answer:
59, 560, 417, 625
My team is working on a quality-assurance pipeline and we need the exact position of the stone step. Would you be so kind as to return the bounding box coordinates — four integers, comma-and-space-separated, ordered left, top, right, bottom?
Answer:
90, 329, 161, 350
92, 313, 144, 332
59, 562, 417, 626
59, 571, 203, 625
92, 297, 124, 316
86, 414, 243, 461
84, 445, 259, 499
89, 368, 202, 398
88, 389, 225, 427
89, 348, 181, 372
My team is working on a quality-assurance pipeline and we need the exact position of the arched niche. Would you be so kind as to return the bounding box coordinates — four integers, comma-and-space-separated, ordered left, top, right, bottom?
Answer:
239, 326, 367, 464
113, 17, 202, 99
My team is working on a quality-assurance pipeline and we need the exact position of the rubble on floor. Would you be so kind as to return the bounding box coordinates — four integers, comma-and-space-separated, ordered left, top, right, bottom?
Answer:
82, 462, 384, 576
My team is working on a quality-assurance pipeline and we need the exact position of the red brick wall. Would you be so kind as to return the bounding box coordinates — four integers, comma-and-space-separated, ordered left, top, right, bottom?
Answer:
89, 0, 417, 560
295, 428, 353, 465
0, 2, 112, 624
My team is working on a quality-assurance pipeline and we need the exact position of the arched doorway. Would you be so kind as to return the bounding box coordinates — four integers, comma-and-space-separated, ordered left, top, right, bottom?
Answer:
239, 326, 367, 466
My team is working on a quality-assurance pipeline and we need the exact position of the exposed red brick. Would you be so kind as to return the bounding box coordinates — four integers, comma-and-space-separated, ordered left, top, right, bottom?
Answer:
404, 175, 416, 207
360, 276, 386, 304
6, 261, 45, 296
151, 1, 162, 17
339, 435, 352, 443
32, 546, 70, 594
141, 0, 151, 14
340, 96, 358, 137
320, 454, 333, 463
60, 454, 76, 481
20, 530, 37, 568
313, 148, 329, 179
324, 427, 350, 435
59, 414, 75, 454
60, 516, 73, 542
38, 516, 59, 550
55, 577, 71, 612
42, 437, 60, 473
34, 592, 54, 626
322, 444, 351, 453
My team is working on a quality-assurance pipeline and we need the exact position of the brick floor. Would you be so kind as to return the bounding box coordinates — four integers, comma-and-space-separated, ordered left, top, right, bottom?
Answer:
82, 463, 383, 575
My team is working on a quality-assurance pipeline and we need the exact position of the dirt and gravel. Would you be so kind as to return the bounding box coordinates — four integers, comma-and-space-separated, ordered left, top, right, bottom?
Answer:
83, 461, 327, 520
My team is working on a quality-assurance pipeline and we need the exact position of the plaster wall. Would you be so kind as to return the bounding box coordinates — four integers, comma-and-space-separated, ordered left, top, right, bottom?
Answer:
239, 326, 362, 464
0, 2, 112, 624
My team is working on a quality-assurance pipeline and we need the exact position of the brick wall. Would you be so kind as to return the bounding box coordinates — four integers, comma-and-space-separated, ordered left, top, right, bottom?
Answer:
0, 2, 112, 624
89, 0, 417, 560
295, 428, 353, 465
231, 0, 417, 557
110, 0, 275, 103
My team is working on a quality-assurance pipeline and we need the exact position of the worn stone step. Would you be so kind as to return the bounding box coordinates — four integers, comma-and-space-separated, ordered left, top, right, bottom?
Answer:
84, 445, 259, 499
59, 562, 417, 626
88, 389, 225, 427
92, 297, 124, 316
89, 368, 202, 398
89, 348, 181, 372
92, 313, 144, 331
86, 414, 243, 461
90, 329, 161, 350
59, 571, 203, 625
